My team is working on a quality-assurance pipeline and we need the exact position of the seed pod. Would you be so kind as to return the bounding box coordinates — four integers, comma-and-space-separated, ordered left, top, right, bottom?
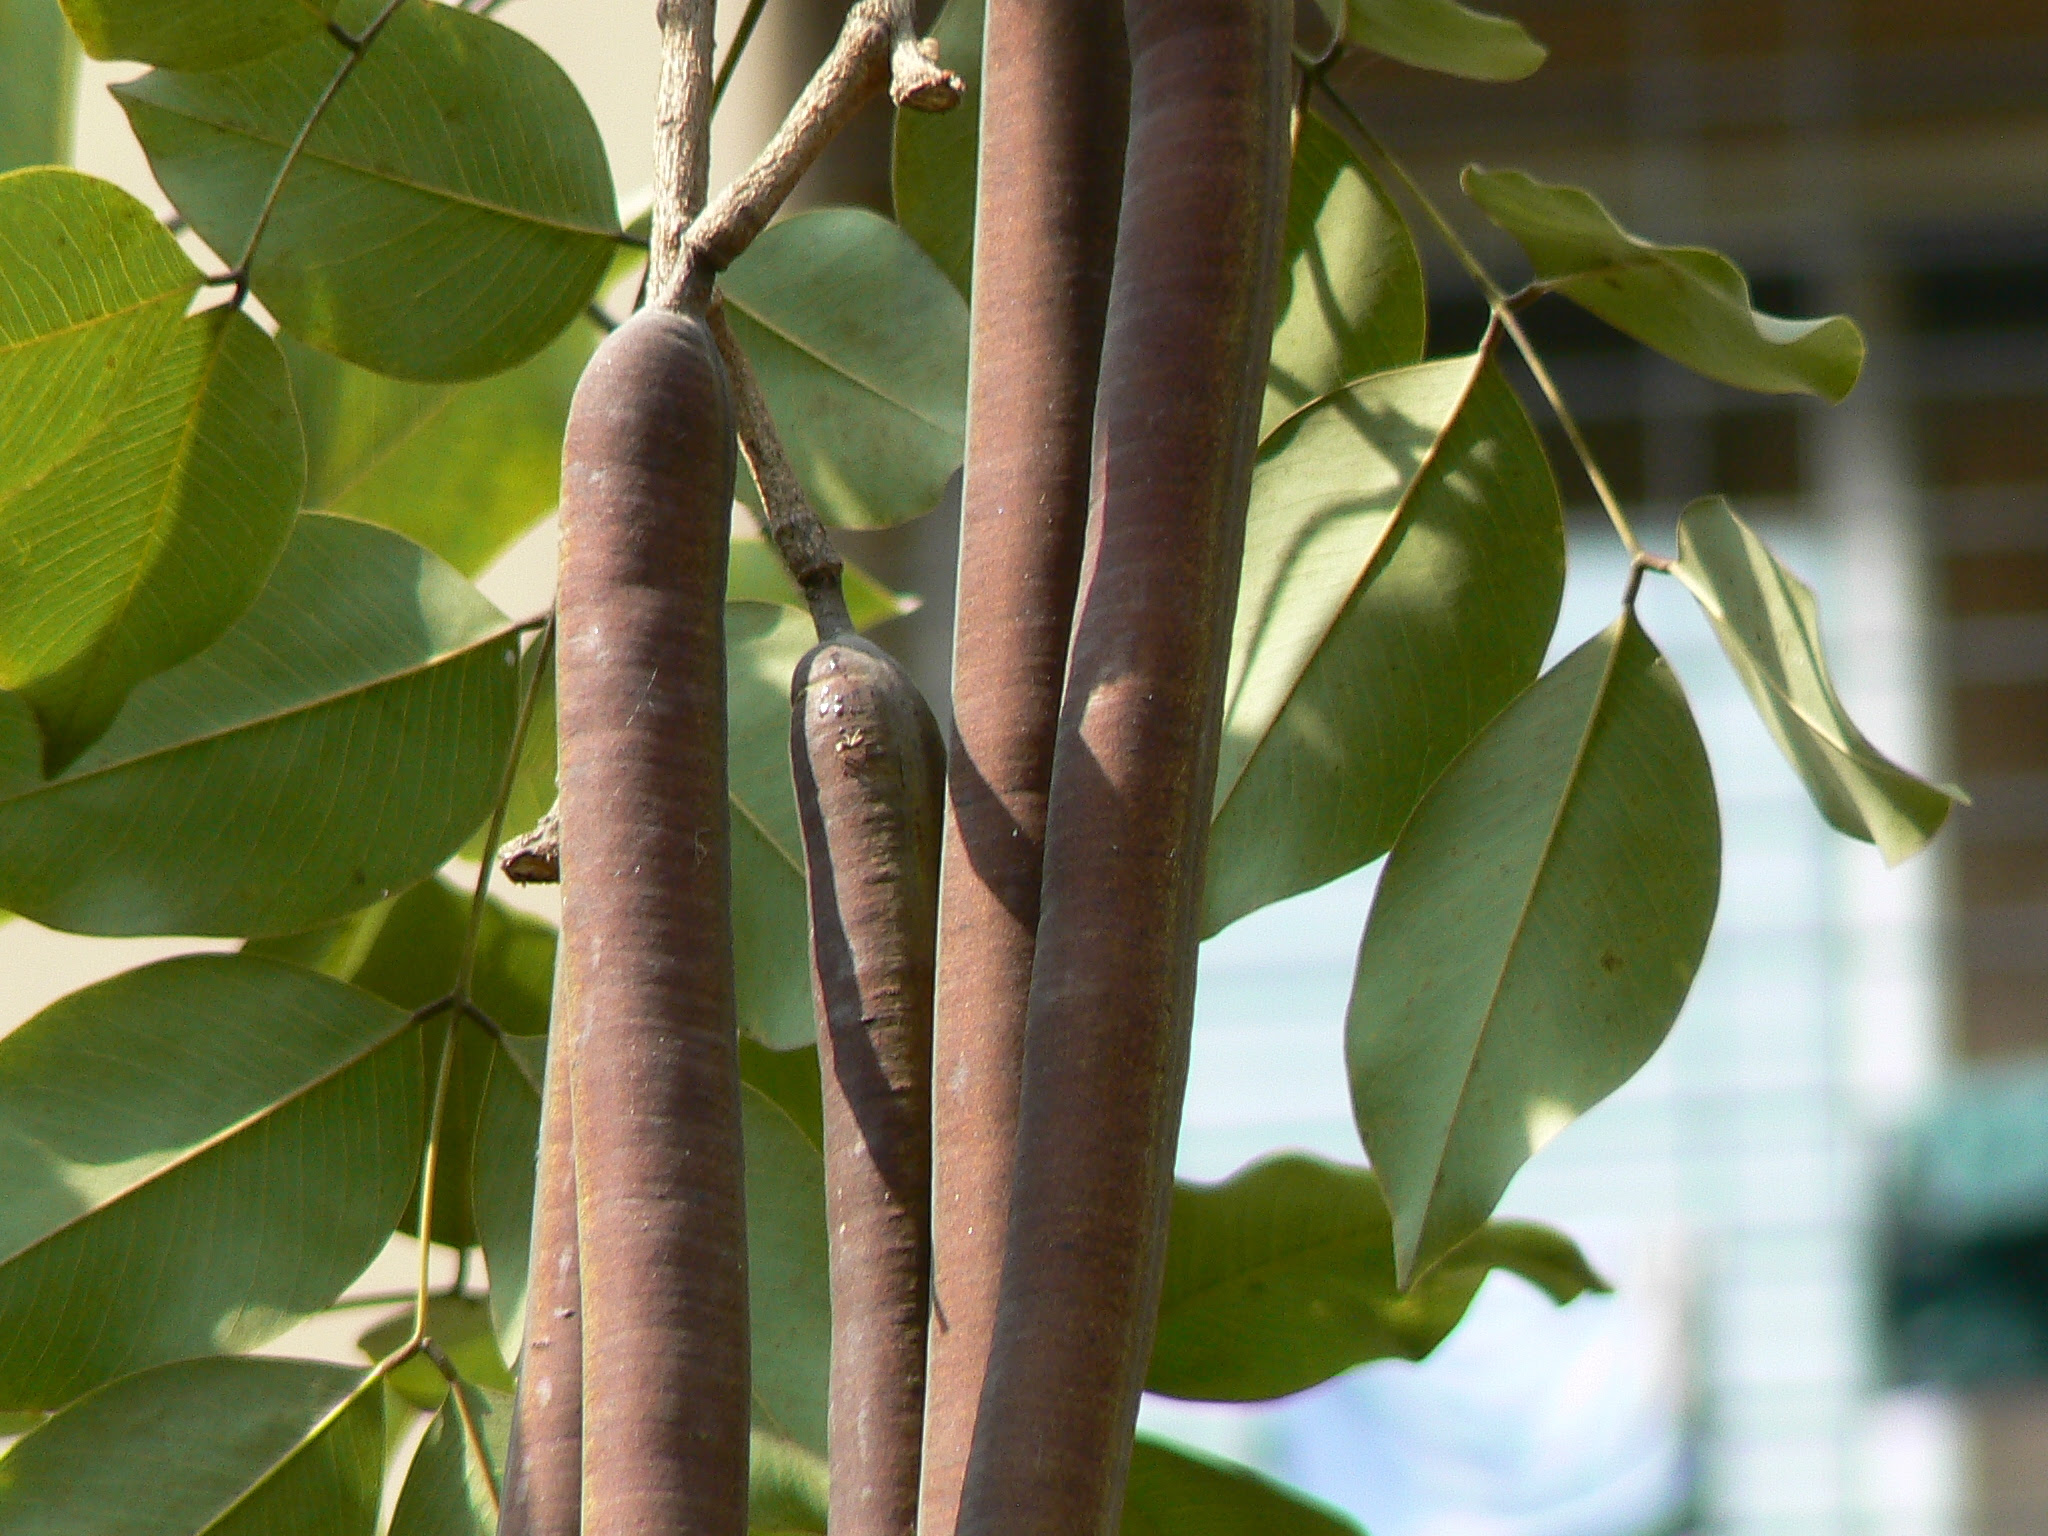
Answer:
923, 7, 1129, 1529
790, 635, 945, 1536
953, 1, 1293, 1533
554, 306, 749, 1536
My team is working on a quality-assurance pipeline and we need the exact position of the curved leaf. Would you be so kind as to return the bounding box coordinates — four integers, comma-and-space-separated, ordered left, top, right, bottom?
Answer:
1149, 1153, 1605, 1402
60, 0, 338, 70
1673, 496, 1961, 864
2, 0, 78, 170
1207, 353, 1564, 935
0, 168, 200, 486
1348, 611, 1719, 1281
1121, 1438, 1361, 1536
1341, 0, 1546, 81
889, 0, 981, 297
749, 1431, 830, 1534
1262, 111, 1425, 438
722, 208, 969, 528
387, 1383, 508, 1536
0, 1356, 382, 1534
1, 306, 304, 773
0, 954, 422, 1411
469, 1046, 541, 1363
248, 875, 554, 1249
0, 513, 522, 937
116, 0, 619, 381
286, 318, 597, 576
1463, 166, 1865, 400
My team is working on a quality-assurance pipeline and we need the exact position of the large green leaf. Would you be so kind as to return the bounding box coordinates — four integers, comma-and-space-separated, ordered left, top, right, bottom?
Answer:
889, 0, 981, 297
469, 1045, 541, 1363
1, 0, 77, 169
1263, 112, 1425, 440
1672, 496, 1961, 863
387, 1383, 507, 1536
1341, 0, 1545, 81
1207, 353, 1564, 935
1463, 166, 1864, 401
1348, 611, 1719, 1281
286, 318, 597, 576
0, 1357, 383, 1534
0, 513, 522, 937
0, 169, 200, 487
0, 954, 422, 1411
0, 305, 304, 773
248, 875, 554, 1249
722, 208, 969, 529
1120, 1438, 1361, 1536
116, 0, 619, 381
1148, 1153, 1604, 1402
749, 1431, 829, 1534
60, 0, 338, 70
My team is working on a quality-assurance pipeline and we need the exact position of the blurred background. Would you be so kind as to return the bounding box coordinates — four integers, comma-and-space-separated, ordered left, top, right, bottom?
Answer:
5, 1, 2046, 1531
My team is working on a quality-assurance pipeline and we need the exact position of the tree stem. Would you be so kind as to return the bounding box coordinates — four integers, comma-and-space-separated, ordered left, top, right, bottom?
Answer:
649, 0, 721, 312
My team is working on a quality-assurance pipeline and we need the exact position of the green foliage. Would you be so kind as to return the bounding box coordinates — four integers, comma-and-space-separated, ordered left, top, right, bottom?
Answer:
61, 0, 339, 71
386, 1384, 509, 1536
117, 0, 618, 381
0, 955, 421, 1410
1, 0, 77, 169
359, 1299, 512, 1411
0, 514, 522, 937
1149, 1153, 1604, 1402
890, 0, 981, 296
749, 1430, 831, 1534
1207, 352, 1564, 934
722, 208, 969, 528
1338, 0, 1547, 82
1672, 496, 1962, 863
1264, 113, 1426, 438
1120, 1437, 1363, 1536
1348, 612, 1721, 1280
1463, 166, 1866, 401
0, 1357, 383, 1533
729, 536, 918, 632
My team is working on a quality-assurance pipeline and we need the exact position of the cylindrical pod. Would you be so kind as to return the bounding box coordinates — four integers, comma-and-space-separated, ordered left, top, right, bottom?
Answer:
790, 635, 946, 1536
556, 306, 750, 1536
954, 1, 1293, 1532
923, 6, 1129, 1529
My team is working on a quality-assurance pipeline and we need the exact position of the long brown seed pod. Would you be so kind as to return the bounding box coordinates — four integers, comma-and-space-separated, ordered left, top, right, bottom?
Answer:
920, 7, 1129, 1530
557, 305, 749, 1536
953, 2, 1292, 1532
791, 634, 946, 1536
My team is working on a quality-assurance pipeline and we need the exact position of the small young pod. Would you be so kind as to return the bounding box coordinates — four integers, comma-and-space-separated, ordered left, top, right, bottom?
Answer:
789, 635, 946, 1536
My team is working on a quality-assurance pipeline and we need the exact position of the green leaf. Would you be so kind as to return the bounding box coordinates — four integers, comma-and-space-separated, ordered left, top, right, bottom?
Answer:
0, 954, 422, 1411
0, 169, 201, 488
1121, 1438, 1362, 1536
1671, 495, 1961, 863
1207, 353, 1564, 935
1262, 112, 1425, 438
1341, 0, 1546, 81
1348, 610, 1719, 1281
60, 0, 338, 70
462, 638, 554, 861
1462, 166, 1865, 401
358, 1298, 513, 1412
749, 1431, 829, 1534
890, 0, 981, 296
1148, 1153, 1605, 1402
0, 1356, 383, 1534
387, 1383, 508, 1536
1, 0, 78, 169
737, 1038, 824, 1154
0, 513, 522, 938
0, 305, 304, 774
286, 318, 598, 576
728, 536, 919, 633
116, 0, 619, 382
722, 208, 969, 528
469, 1045, 541, 1363
247, 875, 555, 1248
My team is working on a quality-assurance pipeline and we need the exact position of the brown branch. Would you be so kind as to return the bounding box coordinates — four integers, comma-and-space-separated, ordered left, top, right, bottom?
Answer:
501, 806, 561, 884
677, 0, 961, 303
706, 304, 853, 641
648, 0, 721, 311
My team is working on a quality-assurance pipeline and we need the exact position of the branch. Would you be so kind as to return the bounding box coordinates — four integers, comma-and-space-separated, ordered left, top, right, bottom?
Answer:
668, 0, 961, 307
707, 303, 853, 640
648, 0, 721, 310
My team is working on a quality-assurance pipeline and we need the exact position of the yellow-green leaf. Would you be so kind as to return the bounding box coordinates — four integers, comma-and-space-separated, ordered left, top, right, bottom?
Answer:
1341, 0, 1546, 82
61, 0, 339, 70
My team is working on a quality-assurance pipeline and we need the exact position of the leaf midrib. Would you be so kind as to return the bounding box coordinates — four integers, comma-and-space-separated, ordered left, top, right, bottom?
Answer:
723, 293, 960, 439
